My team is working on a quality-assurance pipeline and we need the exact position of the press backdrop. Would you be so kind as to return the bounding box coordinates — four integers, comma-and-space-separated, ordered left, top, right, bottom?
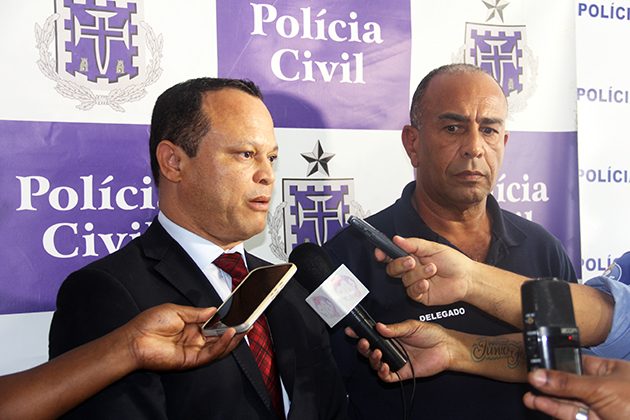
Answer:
0, 0, 614, 375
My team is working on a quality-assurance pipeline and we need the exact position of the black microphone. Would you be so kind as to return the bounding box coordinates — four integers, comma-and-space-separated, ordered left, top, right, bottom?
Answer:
289, 242, 407, 372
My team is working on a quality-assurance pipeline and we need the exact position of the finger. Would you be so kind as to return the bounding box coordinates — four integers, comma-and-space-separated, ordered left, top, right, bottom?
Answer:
356, 338, 373, 358
377, 359, 410, 383
392, 236, 414, 253
399, 264, 436, 287
368, 348, 384, 370
172, 304, 218, 325
581, 354, 612, 377
345, 326, 358, 339
385, 256, 417, 278
374, 323, 395, 338
205, 329, 243, 361
405, 278, 429, 302
393, 236, 436, 257
377, 361, 394, 382
375, 320, 418, 339
523, 392, 593, 420
374, 248, 392, 263
528, 369, 594, 402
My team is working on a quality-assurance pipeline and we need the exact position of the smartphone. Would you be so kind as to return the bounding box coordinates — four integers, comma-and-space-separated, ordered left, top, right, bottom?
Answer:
202, 263, 297, 336
521, 278, 583, 375
347, 215, 408, 259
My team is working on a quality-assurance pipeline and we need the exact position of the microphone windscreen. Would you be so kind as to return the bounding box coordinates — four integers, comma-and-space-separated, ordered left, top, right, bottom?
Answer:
288, 242, 337, 293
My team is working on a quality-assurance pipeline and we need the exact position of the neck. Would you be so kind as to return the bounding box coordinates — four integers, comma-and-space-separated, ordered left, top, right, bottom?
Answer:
411, 187, 493, 263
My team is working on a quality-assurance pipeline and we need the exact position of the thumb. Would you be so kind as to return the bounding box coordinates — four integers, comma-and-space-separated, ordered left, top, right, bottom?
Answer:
173, 305, 217, 324
529, 369, 593, 402
376, 319, 423, 339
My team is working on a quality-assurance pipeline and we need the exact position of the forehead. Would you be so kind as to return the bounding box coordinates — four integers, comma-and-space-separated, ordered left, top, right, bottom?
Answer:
422, 72, 508, 120
201, 88, 269, 126
200, 88, 276, 146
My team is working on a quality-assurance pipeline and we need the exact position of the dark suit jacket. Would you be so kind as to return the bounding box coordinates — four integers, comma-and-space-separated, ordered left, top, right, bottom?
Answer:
49, 220, 348, 420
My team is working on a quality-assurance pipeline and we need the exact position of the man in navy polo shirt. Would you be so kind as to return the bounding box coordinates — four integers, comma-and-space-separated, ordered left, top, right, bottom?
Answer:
323, 63, 576, 420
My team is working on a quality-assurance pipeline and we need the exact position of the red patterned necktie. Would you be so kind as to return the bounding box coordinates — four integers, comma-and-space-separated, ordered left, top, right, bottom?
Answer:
214, 253, 285, 419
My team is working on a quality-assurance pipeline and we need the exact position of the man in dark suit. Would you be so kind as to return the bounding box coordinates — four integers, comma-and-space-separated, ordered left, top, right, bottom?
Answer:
49, 78, 348, 420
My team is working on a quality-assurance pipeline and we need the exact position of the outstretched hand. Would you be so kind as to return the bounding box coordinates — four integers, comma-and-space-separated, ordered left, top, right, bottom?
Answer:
347, 319, 453, 382
374, 236, 475, 306
124, 303, 244, 371
523, 355, 630, 420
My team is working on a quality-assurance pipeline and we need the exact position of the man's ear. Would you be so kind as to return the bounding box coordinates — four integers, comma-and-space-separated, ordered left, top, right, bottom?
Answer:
402, 125, 420, 168
156, 140, 185, 183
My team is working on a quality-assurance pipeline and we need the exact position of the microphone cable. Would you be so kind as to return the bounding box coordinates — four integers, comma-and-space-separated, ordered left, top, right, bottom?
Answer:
392, 337, 416, 420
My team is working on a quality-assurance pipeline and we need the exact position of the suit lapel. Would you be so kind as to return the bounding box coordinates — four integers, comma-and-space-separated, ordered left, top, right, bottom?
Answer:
142, 223, 278, 418
140, 220, 222, 308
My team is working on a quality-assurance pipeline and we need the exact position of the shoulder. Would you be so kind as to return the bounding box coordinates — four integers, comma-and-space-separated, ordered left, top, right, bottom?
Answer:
496, 209, 577, 282
500, 209, 565, 248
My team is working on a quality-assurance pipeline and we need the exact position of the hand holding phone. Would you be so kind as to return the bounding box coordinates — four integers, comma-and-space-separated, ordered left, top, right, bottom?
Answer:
203, 263, 297, 336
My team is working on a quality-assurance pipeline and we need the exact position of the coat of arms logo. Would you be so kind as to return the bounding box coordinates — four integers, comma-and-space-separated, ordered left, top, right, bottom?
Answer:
35, 0, 162, 112
452, 1, 538, 118
268, 141, 369, 261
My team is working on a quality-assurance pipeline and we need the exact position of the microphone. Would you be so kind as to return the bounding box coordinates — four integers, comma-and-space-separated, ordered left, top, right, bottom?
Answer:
289, 242, 407, 372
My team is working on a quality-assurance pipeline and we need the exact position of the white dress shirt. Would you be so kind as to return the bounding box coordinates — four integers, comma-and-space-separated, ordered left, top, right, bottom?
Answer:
158, 212, 247, 301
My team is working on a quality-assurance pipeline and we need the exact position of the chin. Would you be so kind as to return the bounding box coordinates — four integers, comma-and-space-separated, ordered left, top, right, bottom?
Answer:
244, 221, 267, 238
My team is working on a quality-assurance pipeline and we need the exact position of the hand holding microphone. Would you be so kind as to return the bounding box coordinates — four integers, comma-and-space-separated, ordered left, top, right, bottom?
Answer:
289, 242, 407, 372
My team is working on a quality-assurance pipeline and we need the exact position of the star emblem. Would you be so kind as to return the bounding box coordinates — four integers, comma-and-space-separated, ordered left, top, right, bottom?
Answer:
301, 140, 335, 177
483, 0, 509, 23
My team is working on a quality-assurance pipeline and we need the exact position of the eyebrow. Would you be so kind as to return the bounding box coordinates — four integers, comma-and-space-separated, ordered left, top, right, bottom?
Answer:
233, 139, 279, 152
438, 112, 504, 126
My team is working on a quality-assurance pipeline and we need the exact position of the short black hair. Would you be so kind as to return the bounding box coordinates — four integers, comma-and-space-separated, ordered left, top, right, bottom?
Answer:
148, 78, 263, 186
409, 64, 505, 129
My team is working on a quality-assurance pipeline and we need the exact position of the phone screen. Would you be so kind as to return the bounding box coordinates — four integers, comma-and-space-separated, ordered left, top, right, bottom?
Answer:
203, 263, 295, 334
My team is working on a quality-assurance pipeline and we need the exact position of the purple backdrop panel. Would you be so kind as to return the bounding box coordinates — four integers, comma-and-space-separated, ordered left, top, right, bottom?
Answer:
0, 120, 157, 315
217, 0, 411, 130
497, 131, 581, 278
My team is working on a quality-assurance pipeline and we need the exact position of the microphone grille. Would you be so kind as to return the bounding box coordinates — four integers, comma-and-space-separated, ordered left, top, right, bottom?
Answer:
288, 242, 337, 293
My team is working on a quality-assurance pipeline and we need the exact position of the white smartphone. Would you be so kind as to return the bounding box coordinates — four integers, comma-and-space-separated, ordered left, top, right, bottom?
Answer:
202, 263, 297, 336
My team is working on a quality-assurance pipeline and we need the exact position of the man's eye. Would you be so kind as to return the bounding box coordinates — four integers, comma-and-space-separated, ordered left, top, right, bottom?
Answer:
269, 155, 278, 163
445, 125, 458, 132
481, 127, 498, 135
241, 151, 254, 158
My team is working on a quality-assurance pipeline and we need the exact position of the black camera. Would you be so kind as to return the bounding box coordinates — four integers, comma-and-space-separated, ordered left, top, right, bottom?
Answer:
521, 278, 582, 374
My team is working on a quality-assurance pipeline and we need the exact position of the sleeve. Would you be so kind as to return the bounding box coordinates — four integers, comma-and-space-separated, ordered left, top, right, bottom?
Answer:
49, 268, 169, 420
581, 276, 630, 361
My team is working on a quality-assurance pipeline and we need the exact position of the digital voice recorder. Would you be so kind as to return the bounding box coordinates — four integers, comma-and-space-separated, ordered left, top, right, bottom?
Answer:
521, 278, 582, 375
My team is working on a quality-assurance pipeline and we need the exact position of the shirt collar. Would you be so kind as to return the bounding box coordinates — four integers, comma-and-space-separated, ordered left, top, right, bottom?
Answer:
157, 212, 247, 272
395, 181, 526, 264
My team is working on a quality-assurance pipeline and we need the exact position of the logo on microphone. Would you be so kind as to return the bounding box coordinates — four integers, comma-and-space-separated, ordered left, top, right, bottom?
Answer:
305, 264, 369, 328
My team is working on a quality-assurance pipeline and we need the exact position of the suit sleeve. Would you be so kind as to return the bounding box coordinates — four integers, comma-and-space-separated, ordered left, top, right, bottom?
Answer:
49, 268, 169, 420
